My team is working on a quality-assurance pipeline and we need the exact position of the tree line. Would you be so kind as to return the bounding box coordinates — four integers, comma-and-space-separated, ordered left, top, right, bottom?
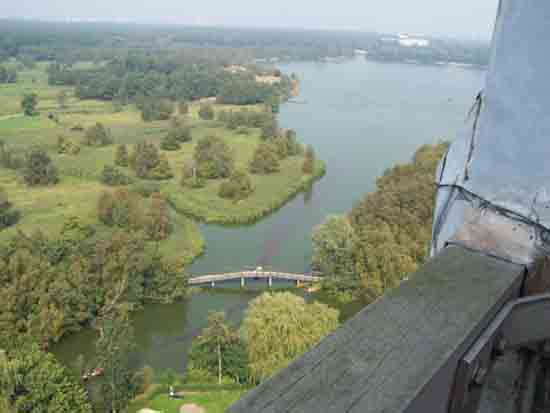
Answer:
312, 142, 448, 303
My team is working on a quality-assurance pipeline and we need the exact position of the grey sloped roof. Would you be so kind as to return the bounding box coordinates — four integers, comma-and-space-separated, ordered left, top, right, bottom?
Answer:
432, 0, 550, 265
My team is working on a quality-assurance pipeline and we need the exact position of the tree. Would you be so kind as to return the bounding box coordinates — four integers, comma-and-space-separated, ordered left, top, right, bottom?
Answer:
194, 136, 234, 179
21, 93, 38, 116
302, 145, 316, 174
0, 344, 92, 413
242, 293, 339, 381
96, 307, 137, 413
312, 216, 360, 301
249, 142, 280, 174
146, 192, 171, 241
187, 312, 248, 385
23, 147, 59, 186
83, 122, 113, 146
198, 103, 215, 120
0, 188, 20, 230
131, 141, 172, 180
261, 117, 279, 140
219, 170, 254, 201
115, 144, 129, 167
57, 90, 68, 109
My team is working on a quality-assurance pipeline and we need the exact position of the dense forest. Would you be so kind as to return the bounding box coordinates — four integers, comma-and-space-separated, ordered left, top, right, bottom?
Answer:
312, 142, 448, 303
0, 19, 489, 67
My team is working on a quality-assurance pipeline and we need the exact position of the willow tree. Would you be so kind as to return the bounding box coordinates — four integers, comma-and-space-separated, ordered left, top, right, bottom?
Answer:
242, 293, 339, 381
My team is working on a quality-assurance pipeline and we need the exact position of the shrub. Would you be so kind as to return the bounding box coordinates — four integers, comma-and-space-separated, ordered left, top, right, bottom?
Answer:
249, 142, 280, 174
83, 123, 113, 146
219, 170, 254, 201
115, 144, 129, 167
160, 133, 181, 151
21, 93, 38, 116
141, 99, 174, 122
198, 103, 215, 120
178, 101, 189, 115
167, 125, 192, 143
100, 165, 133, 186
130, 181, 161, 198
23, 148, 59, 186
181, 162, 205, 188
57, 136, 81, 155
0, 188, 20, 230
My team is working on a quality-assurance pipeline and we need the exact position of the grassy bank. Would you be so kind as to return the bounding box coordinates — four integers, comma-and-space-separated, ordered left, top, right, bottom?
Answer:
0, 64, 324, 255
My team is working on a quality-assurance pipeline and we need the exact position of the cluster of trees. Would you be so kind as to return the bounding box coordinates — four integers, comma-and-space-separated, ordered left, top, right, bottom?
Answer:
100, 165, 133, 186
217, 109, 275, 131
249, 131, 304, 175
23, 147, 59, 186
0, 343, 92, 412
192, 136, 234, 180
138, 98, 174, 122
312, 142, 448, 303
98, 189, 172, 241
130, 141, 173, 180
0, 65, 17, 83
0, 217, 186, 349
0, 188, 20, 230
218, 170, 254, 201
187, 293, 339, 385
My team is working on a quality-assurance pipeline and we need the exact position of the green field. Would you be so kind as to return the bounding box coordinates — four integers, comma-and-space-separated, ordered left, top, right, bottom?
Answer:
0, 64, 323, 262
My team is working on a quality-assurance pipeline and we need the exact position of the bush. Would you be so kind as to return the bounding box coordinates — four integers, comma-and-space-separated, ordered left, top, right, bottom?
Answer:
141, 99, 174, 122
181, 162, 205, 188
146, 192, 172, 241
302, 145, 316, 174
0, 141, 24, 170
198, 103, 215, 120
57, 136, 81, 155
21, 93, 38, 116
167, 125, 192, 143
160, 133, 181, 151
219, 171, 254, 201
23, 148, 59, 186
194, 136, 234, 179
83, 122, 113, 146
100, 165, 133, 186
115, 144, 129, 167
0, 188, 20, 230
249, 143, 280, 174
130, 181, 161, 198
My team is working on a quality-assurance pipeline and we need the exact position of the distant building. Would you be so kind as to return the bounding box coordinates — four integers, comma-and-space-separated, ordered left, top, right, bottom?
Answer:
354, 49, 368, 55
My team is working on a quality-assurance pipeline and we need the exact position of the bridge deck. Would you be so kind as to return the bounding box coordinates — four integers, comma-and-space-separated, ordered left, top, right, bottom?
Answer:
189, 271, 321, 285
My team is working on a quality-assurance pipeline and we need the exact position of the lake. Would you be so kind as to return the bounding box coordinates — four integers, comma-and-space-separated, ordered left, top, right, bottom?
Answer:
53, 58, 485, 373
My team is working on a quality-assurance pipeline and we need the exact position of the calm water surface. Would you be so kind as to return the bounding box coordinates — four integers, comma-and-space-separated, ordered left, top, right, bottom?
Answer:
54, 59, 485, 373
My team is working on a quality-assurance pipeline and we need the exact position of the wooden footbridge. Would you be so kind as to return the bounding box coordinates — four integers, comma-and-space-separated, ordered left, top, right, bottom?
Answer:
189, 268, 322, 288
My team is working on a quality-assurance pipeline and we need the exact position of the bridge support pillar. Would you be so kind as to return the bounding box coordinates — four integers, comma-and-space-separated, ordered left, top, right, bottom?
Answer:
241, 277, 245, 288
268, 277, 272, 288
211, 281, 215, 288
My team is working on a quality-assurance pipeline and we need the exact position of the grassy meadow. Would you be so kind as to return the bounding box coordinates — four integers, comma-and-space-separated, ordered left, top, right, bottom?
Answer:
0, 64, 323, 262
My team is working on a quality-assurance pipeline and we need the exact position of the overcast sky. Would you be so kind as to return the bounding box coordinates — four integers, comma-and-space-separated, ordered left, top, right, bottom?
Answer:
2, 0, 499, 40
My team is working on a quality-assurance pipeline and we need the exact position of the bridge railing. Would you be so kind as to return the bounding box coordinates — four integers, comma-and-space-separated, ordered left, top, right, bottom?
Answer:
228, 246, 550, 413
